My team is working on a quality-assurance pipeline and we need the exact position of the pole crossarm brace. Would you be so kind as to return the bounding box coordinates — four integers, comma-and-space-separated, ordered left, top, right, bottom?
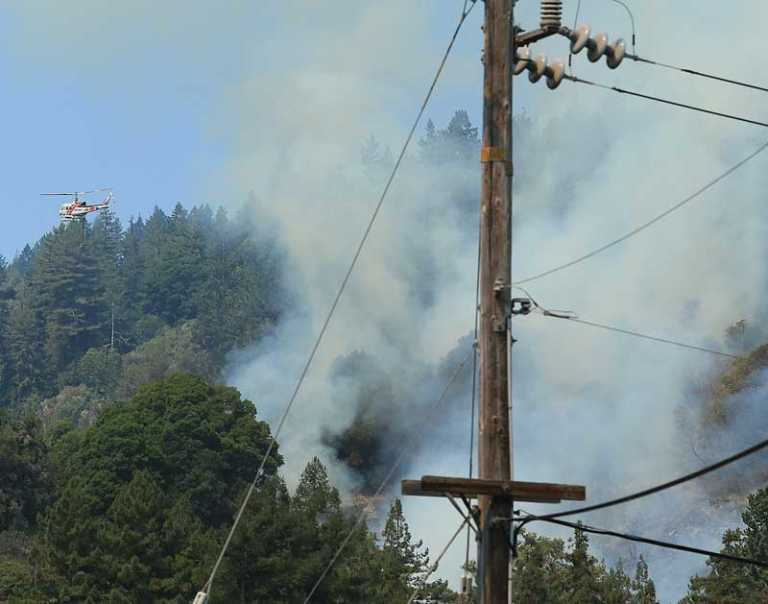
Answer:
514, 27, 560, 47
402, 476, 585, 504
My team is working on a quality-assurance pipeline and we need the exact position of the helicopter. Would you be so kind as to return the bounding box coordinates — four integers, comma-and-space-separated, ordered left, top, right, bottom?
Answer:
41, 188, 113, 222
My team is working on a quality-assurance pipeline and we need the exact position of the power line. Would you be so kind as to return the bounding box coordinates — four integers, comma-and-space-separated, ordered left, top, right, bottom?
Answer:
541, 313, 741, 360
513, 514, 768, 569
513, 139, 768, 285
567, 0, 583, 74
629, 54, 768, 94
199, 2, 478, 597
516, 287, 742, 360
517, 434, 768, 527
566, 75, 768, 128
304, 349, 474, 603
464, 208, 481, 581
406, 518, 470, 604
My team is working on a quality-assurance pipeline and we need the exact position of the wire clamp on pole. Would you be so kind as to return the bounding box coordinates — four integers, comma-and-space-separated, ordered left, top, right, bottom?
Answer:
510, 298, 533, 315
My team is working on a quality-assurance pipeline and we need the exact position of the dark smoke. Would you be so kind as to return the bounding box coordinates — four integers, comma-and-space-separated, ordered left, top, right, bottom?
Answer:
321, 340, 474, 495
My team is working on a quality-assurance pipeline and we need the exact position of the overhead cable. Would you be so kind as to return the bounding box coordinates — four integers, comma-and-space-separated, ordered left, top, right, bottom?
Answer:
629, 54, 768, 94
566, 75, 768, 128
513, 514, 768, 569
198, 1, 478, 597
543, 314, 741, 360
513, 139, 768, 285
517, 434, 768, 527
304, 349, 473, 603
447, 492, 479, 535
515, 286, 742, 361
567, 1, 583, 74
464, 209, 481, 578
406, 518, 470, 604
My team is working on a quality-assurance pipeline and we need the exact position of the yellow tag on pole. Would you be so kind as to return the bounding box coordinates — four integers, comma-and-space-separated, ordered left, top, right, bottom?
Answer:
480, 146, 507, 162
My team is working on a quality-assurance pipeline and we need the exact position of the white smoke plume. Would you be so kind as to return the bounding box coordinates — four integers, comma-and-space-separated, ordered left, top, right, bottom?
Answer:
222, 3, 768, 600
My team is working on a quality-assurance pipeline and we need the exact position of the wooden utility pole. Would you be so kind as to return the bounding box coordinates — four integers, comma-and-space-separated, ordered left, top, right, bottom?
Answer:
402, 4, 582, 604
478, 0, 513, 601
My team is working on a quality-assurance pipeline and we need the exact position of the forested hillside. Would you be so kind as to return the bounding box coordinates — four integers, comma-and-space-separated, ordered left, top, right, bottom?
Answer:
6, 111, 768, 602
0, 374, 458, 601
0, 202, 282, 422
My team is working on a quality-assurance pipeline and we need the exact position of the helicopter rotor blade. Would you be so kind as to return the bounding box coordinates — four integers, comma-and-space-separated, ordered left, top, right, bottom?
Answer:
77, 188, 111, 195
41, 188, 111, 196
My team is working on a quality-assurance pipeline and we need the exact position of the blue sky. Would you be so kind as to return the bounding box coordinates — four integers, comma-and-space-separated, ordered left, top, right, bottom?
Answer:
1, 1, 758, 261
0, 3, 255, 258
0, 0, 642, 260
0, 1, 487, 259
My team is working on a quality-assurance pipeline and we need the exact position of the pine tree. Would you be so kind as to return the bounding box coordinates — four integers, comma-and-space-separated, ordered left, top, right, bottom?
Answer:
101, 471, 167, 601
603, 561, 633, 604
631, 556, 658, 603
195, 211, 280, 361
293, 456, 342, 521
31, 224, 109, 370
121, 216, 150, 344
8, 244, 35, 281
419, 110, 480, 165
0, 413, 50, 531
0, 256, 12, 401
89, 209, 125, 349
681, 486, 768, 602
379, 498, 431, 601
511, 530, 568, 603
220, 477, 300, 603
6, 284, 48, 398
567, 526, 598, 604
291, 457, 347, 600
142, 203, 206, 325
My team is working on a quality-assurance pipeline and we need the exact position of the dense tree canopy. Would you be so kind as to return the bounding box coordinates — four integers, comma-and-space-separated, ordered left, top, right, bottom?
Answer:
0, 113, 669, 602
0, 375, 462, 602
0, 202, 283, 410
681, 486, 768, 602
0, 412, 50, 532
510, 528, 658, 604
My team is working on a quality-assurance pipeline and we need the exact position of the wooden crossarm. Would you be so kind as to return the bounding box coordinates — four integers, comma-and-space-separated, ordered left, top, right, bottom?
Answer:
402, 475, 586, 503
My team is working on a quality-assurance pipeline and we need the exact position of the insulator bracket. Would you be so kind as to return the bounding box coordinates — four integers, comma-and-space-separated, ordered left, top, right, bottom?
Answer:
510, 298, 533, 316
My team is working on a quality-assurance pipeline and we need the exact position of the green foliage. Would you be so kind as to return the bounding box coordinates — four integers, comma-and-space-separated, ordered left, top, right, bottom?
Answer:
33, 224, 109, 372
419, 111, 480, 165
632, 557, 657, 604
681, 486, 768, 602
38, 385, 105, 431
44, 374, 281, 601
117, 322, 214, 398
0, 413, 50, 532
510, 528, 658, 604
5, 284, 48, 400
370, 498, 456, 603
0, 201, 283, 408
379, 498, 430, 601
289, 458, 379, 602
218, 477, 300, 603
68, 347, 123, 395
